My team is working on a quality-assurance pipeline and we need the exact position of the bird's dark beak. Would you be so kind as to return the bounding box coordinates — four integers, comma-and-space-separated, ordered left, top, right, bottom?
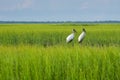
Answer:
74, 30, 77, 33
73, 29, 77, 33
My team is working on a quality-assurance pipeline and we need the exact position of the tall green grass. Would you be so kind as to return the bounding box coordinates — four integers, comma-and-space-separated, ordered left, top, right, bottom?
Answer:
0, 24, 120, 46
0, 45, 120, 80
0, 24, 120, 80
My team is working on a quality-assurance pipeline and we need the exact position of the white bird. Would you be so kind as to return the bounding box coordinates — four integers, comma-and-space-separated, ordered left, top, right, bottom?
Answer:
66, 29, 77, 43
78, 28, 86, 43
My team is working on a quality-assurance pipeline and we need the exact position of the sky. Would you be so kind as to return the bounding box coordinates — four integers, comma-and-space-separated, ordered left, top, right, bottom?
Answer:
0, 0, 120, 21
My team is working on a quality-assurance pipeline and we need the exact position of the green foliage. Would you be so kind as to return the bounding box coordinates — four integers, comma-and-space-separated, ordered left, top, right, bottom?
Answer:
0, 46, 120, 80
0, 24, 120, 46
0, 24, 120, 80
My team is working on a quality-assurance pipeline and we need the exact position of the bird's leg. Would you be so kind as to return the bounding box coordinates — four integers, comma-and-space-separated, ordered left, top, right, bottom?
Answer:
72, 42, 74, 47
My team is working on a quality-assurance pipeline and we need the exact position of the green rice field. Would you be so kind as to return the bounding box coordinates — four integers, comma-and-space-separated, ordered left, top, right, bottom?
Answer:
0, 24, 120, 80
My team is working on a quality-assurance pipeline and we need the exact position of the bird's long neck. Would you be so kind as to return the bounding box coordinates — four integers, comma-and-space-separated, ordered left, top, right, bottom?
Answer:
72, 32, 75, 35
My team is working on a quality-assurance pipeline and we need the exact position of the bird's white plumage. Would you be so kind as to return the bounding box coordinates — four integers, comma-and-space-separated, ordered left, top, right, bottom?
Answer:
78, 32, 86, 43
66, 33, 74, 43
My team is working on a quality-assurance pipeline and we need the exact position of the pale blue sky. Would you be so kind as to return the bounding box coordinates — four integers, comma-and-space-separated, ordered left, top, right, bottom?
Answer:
0, 0, 120, 21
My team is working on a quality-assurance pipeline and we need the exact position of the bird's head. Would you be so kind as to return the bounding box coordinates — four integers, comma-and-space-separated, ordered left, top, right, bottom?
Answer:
83, 28, 86, 32
72, 29, 77, 33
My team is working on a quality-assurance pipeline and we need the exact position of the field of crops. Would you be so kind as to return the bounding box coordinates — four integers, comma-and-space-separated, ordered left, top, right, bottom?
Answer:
0, 24, 120, 80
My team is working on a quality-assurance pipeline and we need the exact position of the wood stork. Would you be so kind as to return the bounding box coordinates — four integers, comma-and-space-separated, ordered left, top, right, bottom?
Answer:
78, 28, 86, 43
66, 29, 77, 43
